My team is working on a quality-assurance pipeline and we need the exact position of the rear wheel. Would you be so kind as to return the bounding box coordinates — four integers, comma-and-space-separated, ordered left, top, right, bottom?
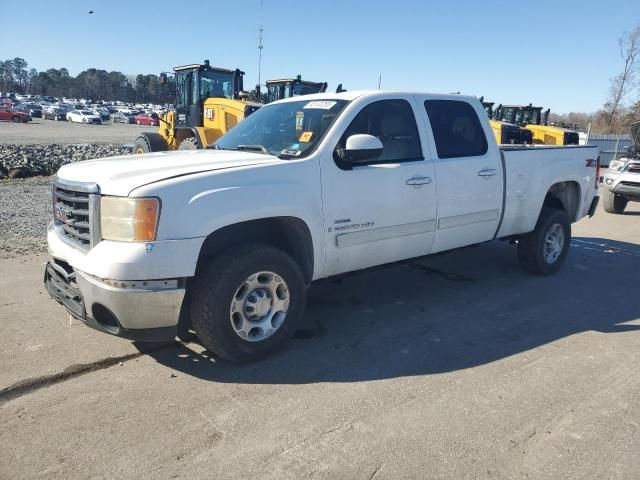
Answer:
136, 120, 141, 125
191, 245, 306, 362
178, 136, 199, 150
602, 188, 627, 214
517, 207, 571, 275
11, 116, 20, 123
82, 118, 87, 124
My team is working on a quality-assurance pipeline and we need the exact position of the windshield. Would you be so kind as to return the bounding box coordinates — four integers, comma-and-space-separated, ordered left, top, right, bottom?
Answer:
199, 70, 234, 100
213, 99, 349, 158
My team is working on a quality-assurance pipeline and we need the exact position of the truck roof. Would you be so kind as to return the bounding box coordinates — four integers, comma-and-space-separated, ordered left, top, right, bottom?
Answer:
271, 90, 479, 104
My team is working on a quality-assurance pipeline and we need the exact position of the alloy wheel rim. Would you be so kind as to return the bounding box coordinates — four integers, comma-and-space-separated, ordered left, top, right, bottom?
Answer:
229, 271, 290, 342
543, 223, 565, 264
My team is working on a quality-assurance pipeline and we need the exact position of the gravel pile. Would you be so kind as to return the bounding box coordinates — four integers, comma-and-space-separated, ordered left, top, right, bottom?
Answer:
0, 177, 53, 258
0, 144, 131, 179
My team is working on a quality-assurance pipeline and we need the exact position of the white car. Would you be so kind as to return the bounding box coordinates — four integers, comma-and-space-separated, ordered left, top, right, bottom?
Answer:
601, 121, 640, 213
46, 90, 600, 362
66, 110, 102, 124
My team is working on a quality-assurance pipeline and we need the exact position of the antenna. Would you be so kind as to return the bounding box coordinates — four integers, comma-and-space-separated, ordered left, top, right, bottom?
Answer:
257, 0, 264, 86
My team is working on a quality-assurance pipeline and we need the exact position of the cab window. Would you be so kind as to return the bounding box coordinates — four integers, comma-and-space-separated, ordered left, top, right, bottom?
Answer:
336, 99, 422, 165
424, 100, 488, 159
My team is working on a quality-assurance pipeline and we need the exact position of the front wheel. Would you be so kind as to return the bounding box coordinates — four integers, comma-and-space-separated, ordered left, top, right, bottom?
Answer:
602, 188, 627, 214
11, 116, 20, 123
517, 208, 571, 275
82, 118, 87, 124
191, 245, 307, 362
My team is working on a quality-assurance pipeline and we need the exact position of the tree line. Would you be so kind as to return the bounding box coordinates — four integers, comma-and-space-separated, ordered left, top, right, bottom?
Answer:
0, 57, 175, 104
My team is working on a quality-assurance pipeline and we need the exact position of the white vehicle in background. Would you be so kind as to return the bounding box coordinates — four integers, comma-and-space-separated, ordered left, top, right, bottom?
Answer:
45, 90, 600, 362
66, 109, 103, 124
601, 121, 640, 213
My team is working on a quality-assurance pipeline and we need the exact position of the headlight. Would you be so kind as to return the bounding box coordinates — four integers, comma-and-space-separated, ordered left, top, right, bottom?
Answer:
100, 197, 160, 242
608, 159, 626, 171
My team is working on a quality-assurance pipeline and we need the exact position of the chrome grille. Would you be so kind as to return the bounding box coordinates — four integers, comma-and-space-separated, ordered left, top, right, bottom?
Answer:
627, 163, 640, 174
52, 179, 100, 250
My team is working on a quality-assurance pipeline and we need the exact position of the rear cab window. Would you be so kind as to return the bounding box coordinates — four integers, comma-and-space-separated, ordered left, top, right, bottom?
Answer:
424, 100, 488, 158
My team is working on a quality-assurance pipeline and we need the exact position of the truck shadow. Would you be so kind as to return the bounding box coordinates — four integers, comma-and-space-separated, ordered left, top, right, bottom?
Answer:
141, 236, 640, 384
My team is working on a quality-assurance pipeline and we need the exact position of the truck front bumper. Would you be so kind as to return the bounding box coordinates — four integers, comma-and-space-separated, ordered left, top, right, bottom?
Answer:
603, 171, 640, 200
44, 256, 185, 342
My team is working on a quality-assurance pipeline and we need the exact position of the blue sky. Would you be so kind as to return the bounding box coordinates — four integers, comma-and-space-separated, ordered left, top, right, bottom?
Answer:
1, 0, 638, 113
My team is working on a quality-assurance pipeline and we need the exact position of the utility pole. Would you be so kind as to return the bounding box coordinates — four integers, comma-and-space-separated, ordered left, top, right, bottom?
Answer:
257, 0, 264, 86
378, 74, 382, 89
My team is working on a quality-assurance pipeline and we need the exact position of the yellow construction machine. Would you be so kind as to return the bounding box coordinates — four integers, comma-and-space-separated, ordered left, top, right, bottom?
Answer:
255, 75, 328, 103
494, 104, 579, 145
134, 60, 262, 152
480, 98, 533, 145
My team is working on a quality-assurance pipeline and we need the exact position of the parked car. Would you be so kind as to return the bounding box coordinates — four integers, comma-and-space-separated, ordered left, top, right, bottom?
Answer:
91, 108, 111, 121
133, 113, 159, 126
111, 111, 135, 124
601, 121, 640, 214
0, 107, 31, 123
45, 90, 600, 362
15, 103, 42, 118
43, 107, 68, 121
67, 110, 102, 124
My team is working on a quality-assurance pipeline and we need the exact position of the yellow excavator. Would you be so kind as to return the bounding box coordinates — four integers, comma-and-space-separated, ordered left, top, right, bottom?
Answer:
480, 98, 533, 145
494, 104, 579, 145
134, 60, 262, 152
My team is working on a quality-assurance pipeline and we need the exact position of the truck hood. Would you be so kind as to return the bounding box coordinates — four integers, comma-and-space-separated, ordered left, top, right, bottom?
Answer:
56, 149, 282, 196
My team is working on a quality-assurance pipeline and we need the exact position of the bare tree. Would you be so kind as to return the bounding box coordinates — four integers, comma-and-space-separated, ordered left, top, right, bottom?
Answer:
603, 23, 640, 132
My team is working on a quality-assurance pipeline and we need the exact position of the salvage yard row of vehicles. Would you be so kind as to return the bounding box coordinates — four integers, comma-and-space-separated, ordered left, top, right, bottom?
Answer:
45, 90, 600, 362
0, 94, 169, 125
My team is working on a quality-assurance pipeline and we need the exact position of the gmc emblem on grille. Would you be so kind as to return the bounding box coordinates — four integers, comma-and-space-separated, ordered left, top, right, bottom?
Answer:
54, 204, 73, 223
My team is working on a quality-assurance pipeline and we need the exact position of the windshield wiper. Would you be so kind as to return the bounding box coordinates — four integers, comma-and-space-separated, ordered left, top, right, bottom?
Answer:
235, 144, 270, 155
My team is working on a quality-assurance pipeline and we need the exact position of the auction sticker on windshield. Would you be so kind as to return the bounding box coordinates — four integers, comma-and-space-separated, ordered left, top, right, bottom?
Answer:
303, 101, 337, 110
299, 131, 313, 142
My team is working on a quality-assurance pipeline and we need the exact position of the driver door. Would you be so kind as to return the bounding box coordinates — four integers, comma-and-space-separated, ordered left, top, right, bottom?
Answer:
320, 96, 437, 276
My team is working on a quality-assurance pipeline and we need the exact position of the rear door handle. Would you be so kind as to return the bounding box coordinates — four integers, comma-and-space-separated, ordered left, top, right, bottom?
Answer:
478, 168, 497, 177
406, 176, 432, 186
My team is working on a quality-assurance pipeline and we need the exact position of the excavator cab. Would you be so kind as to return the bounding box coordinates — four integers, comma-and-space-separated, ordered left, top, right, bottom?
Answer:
134, 60, 261, 153
262, 75, 328, 103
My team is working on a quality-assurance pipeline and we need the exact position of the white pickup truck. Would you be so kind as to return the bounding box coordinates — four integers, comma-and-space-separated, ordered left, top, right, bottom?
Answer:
46, 91, 600, 362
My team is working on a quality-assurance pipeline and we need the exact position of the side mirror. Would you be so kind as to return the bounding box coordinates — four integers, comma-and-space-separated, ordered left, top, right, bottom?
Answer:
337, 134, 383, 163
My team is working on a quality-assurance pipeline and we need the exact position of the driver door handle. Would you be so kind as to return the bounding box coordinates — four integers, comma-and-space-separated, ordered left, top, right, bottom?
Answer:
478, 168, 497, 177
406, 176, 432, 186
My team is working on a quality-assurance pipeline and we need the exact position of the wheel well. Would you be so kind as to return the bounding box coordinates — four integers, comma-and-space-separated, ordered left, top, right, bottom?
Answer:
543, 181, 581, 221
196, 217, 314, 283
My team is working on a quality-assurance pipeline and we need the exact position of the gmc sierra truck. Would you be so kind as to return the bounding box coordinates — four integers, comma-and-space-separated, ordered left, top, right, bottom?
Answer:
46, 91, 600, 362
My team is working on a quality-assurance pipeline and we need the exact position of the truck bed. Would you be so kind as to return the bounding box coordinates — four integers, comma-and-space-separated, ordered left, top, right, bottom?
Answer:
497, 145, 599, 238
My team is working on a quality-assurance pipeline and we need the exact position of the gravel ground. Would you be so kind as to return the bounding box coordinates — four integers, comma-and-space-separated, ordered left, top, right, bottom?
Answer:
0, 118, 150, 145
0, 177, 52, 258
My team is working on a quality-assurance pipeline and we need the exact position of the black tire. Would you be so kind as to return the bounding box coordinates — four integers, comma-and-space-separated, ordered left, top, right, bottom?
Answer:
178, 136, 199, 150
517, 207, 571, 275
602, 188, 627, 214
190, 245, 307, 362
133, 132, 168, 154
11, 116, 20, 123
136, 120, 141, 125
82, 118, 87, 124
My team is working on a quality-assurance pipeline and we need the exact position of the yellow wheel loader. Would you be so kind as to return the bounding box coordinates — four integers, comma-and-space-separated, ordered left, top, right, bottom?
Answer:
495, 104, 579, 145
480, 98, 533, 145
134, 60, 261, 153
256, 75, 328, 103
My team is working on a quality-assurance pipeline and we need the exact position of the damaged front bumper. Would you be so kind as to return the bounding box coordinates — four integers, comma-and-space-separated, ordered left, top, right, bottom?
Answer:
44, 256, 185, 342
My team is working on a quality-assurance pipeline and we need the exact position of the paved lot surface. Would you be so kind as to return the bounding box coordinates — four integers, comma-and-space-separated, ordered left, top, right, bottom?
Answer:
0, 118, 150, 145
1, 200, 639, 479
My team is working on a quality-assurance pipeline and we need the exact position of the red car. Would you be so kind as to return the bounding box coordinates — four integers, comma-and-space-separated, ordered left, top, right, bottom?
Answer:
134, 113, 159, 126
0, 107, 31, 123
